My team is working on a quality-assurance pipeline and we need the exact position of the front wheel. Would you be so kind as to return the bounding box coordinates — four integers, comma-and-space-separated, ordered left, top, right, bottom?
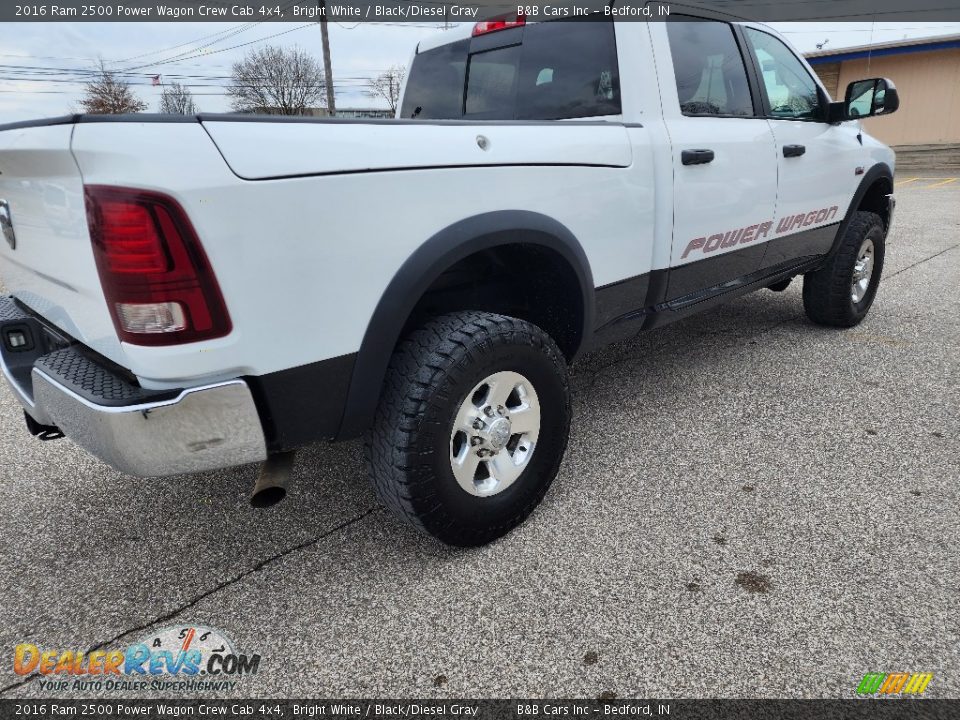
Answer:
365, 311, 571, 547
803, 210, 886, 327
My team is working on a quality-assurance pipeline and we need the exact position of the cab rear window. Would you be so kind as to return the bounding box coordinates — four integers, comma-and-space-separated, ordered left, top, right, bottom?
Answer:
400, 20, 621, 121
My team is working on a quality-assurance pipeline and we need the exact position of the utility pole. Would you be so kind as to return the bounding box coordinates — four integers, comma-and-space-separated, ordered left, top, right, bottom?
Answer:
318, 0, 336, 115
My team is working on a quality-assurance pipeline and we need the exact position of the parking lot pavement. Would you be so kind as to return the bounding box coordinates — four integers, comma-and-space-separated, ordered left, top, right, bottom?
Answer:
894, 175, 959, 190
1, 178, 957, 700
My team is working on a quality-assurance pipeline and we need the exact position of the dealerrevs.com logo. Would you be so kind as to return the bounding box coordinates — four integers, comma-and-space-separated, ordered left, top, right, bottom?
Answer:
14, 625, 261, 693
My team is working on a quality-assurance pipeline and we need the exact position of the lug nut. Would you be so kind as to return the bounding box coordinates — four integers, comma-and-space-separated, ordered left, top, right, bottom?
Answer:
484, 407, 495, 418
497, 405, 506, 415
470, 436, 483, 446
472, 418, 484, 430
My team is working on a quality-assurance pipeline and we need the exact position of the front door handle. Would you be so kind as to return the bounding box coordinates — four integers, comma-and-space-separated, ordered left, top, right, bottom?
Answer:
681, 149, 715, 165
783, 144, 806, 157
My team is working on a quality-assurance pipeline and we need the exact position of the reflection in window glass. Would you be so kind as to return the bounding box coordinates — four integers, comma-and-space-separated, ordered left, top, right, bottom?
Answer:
847, 80, 875, 118
465, 45, 521, 117
515, 19, 621, 120
666, 19, 753, 117
745, 28, 822, 119
401, 20, 621, 120
399, 40, 468, 119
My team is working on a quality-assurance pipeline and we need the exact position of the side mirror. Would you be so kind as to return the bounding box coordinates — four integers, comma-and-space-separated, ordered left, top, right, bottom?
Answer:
838, 78, 899, 121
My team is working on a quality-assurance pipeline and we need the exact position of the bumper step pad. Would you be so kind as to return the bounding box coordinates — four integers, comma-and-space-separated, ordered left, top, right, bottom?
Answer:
34, 347, 177, 408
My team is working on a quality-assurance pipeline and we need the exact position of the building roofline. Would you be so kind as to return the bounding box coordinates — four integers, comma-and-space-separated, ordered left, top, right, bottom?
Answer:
804, 32, 960, 64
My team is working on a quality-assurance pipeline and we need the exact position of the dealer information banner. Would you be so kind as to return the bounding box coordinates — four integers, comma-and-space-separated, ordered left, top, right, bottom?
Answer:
5, 0, 960, 23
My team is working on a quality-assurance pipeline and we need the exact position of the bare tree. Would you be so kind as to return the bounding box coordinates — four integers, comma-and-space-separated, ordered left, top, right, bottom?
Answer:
366, 65, 406, 114
228, 45, 326, 116
79, 62, 147, 114
159, 82, 198, 115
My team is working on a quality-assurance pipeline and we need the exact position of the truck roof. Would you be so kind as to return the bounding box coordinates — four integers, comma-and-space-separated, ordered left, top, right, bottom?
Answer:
414, 9, 775, 55
417, 23, 475, 54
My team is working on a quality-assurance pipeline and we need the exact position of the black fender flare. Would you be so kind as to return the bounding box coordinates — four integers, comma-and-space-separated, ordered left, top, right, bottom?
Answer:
336, 210, 595, 440
829, 162, 894, 256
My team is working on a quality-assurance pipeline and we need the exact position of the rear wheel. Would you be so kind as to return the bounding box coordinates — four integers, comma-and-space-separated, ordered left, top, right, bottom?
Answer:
365, 311, 571, 547
803, 211, 885, 327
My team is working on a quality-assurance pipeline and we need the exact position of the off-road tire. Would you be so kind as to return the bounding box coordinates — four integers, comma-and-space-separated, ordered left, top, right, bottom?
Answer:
365, 311, 571, 547
803, 211, 886, 327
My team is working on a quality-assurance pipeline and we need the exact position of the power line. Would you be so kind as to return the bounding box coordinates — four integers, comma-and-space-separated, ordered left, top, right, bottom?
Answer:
121, 23, 281, 71
1, 20, 442, 113
123, 23, 319, 71
2, 21, 442, 78
121, 19, 448, 72
0, 80, 374, 89
0, 62, 379, 78
0, 67, 376, 81
118, 18, 444, 75
0, 89, 379, 99
112, 0, 311, 69
118, 0, 343, 71
0, 84, 374, 94
110, 22, 263, 64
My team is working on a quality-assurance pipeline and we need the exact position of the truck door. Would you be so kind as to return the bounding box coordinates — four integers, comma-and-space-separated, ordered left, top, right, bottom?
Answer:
739, 26, 862, 269
659, 18, 778, 301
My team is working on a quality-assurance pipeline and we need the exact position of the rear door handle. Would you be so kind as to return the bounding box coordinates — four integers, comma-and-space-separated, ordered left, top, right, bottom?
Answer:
783, 144, 806, 157
681, 149, 715, 165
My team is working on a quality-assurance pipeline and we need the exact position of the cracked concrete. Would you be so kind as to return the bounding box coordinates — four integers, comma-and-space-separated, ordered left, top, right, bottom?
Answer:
0, 177, 957, 699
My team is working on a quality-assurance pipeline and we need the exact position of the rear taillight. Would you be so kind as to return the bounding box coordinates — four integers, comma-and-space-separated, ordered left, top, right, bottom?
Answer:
472, 11, 525, 36
84, 185, 232, 346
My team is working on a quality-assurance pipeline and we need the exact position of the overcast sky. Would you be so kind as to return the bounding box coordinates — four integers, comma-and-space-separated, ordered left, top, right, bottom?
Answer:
2, 20, 959, 122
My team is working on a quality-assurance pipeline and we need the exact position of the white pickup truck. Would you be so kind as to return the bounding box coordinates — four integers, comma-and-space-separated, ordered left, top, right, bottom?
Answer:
0, 15, 898, 546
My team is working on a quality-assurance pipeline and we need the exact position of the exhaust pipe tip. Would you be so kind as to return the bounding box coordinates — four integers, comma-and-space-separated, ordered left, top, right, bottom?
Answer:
250, 451, 295, 508
250, 485, 287, 508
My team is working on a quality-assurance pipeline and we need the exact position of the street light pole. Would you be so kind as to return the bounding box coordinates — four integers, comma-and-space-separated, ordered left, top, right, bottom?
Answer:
318, 0, 336, 115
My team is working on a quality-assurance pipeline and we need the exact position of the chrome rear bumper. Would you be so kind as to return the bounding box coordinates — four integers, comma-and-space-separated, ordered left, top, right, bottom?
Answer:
1, 296, 267, 477
31, 370, 267, 476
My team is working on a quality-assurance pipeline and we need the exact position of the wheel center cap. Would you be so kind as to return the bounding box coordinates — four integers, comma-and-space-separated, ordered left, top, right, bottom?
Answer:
486, 417, 512, 451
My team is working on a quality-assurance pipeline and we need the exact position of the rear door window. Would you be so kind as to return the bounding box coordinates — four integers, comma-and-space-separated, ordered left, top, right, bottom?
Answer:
666, 19, 754, 117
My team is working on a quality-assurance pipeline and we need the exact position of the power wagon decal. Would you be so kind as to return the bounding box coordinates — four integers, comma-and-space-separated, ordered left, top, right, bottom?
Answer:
681, 205, 839, 260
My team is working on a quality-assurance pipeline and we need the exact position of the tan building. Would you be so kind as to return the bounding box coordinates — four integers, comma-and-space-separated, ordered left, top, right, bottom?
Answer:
805, 34, 960, 149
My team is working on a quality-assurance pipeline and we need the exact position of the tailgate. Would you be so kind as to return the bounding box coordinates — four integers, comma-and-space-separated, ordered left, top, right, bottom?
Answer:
0, 122, 122, 363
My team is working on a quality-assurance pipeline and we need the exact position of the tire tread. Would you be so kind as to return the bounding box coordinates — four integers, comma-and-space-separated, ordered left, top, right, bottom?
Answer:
364, 310, 570, 546
803, 211, 885, 327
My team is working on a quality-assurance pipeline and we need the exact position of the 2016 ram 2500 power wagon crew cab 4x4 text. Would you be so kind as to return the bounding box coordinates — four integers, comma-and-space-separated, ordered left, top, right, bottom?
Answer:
0, 15, 899, 546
